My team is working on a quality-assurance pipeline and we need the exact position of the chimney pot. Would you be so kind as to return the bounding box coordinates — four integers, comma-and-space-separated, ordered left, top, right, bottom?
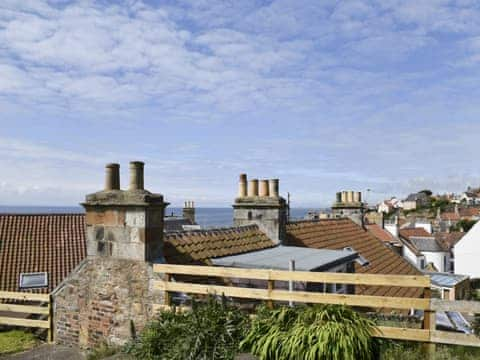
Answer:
259, 179, 269, 197
105, 163, 120, 191
129, 161, 144, 191
238, 173, 247, 197
268, 179, 279, 197
248, 179, 259, 197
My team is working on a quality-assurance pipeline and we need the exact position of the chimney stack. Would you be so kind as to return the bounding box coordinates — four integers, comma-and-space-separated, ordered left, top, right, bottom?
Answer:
238, 174, 247, 198
83, 161, 167, 261
105, 163, 120, 191
129, 161, 144, 191
233, 175, 287, 245
248, 179, 259, 197
183, 200, 196, 224
259, 180, 269, 197
268, 179, 279, 198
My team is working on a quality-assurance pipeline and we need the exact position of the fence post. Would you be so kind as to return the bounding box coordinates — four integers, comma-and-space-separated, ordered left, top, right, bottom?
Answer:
48, 294, 54, 344
164, 273, 172, 307
422, 287, 436, 358
267, 279, 274, 309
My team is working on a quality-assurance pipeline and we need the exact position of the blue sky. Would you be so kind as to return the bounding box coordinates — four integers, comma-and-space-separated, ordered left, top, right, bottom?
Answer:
1, 0, 480, 207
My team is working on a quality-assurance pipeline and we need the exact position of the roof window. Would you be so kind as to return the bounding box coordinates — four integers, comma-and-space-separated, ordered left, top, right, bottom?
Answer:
19, 272, 48, 289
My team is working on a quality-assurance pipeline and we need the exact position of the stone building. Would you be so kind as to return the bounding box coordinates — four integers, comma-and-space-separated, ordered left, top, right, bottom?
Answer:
331, 190, 365, 226
0, 165, 426, 349
53, 162, 167, 347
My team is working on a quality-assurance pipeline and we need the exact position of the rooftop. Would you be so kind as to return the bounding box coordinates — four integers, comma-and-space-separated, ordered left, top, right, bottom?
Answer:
211, 245, 358, 271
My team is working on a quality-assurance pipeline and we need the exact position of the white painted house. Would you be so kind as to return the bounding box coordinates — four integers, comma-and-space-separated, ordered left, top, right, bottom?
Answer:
455, 221, 480, 278
399, 228, 451, 272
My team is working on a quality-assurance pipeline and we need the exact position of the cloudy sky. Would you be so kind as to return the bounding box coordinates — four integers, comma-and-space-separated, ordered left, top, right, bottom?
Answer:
1, 0, 480, 207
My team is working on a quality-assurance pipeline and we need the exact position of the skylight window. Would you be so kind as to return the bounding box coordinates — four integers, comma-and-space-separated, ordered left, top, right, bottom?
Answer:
19, 272, 48, 289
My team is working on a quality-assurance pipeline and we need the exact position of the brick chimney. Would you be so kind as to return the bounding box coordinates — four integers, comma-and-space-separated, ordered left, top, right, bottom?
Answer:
233, 174, 287, 244
82, 161, 168, 262
182, 201, 196, 224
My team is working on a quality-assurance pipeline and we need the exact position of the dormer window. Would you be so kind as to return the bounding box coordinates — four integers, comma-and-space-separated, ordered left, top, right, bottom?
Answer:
19, 272, 48, 289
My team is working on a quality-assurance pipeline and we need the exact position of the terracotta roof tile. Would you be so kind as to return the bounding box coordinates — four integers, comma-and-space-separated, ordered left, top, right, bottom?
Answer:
366, 224, 397, 243
164, 225, 275, 265
285, 218, 423, 299
399, 228, 432, 239
0, 214, 86, 293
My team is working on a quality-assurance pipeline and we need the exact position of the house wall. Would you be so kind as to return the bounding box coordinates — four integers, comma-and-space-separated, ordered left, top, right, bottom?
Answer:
403, 201, 417, 211
423, 251, 449, 273
384, 224, 398, 238
53, 257, 164, 349
455, 222, 480, 278
402, 246, 421, 268
414, 222, 432, 234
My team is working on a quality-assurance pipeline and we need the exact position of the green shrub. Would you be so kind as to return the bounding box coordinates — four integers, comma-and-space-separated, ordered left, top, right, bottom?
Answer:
125, 296, 248, 360
240, 304, 376, 360
0, 330, 38, 354
87, 342, 120, 360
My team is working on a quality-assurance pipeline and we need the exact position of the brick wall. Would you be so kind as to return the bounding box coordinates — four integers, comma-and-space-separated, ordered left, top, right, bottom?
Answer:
53, 257, 164, 349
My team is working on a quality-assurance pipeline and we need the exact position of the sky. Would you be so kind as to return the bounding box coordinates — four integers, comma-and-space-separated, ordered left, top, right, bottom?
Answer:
1, 0, 480, 208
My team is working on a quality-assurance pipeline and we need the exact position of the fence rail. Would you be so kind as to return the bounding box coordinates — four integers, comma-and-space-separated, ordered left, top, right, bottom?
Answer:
153, 264, 480, 352
0, 291, 53, 342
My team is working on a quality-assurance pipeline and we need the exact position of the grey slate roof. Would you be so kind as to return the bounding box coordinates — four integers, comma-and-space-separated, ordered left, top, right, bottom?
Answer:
409, 236, 445, 252
211, 245, 358, 271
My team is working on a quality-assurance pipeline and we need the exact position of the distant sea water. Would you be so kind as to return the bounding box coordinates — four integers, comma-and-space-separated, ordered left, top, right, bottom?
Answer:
0, 206, 318, 228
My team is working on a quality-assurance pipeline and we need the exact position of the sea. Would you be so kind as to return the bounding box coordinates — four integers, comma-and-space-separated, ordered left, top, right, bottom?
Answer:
0, 206, 317, 228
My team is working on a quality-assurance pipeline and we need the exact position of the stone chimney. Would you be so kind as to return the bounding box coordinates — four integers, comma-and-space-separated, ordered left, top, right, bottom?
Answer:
82, 161, 168, 262
233, 174, 287, 244
331, 189, 365, 226
182, 201, 196, 224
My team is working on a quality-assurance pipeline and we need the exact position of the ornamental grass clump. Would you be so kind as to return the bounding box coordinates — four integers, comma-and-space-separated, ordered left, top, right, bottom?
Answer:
125, 295, 248, 360
241, 304, 377, 360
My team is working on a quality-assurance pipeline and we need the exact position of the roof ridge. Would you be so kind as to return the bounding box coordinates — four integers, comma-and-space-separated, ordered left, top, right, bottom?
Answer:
0, 213, 84, 216
165, 224, 260, 236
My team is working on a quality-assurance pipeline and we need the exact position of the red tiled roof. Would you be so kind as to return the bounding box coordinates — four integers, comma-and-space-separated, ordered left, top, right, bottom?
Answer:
366, 224, 396, 243
286, 219, 423, 299
164, 225, 275, 265
440, 212, 460, 221
434, 232, 465, 250
459, 208, 480, 218
399, 228, 432, 240
0, 214, 86, 293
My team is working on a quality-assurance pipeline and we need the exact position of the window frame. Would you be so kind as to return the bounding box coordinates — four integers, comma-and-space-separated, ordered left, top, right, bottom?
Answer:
19, 272, 48, 289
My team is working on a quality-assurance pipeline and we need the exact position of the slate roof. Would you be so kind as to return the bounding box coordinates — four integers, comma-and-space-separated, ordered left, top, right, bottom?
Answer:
0, 214, 86, 293
164, 225, 275, 265
409, 237, 445, 252
164, 217, 194, 232
285, 218, 423, 299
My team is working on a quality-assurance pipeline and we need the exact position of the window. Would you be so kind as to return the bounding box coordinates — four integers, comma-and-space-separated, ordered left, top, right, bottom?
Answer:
19, 272, 48, 289
420, 258, 425, 269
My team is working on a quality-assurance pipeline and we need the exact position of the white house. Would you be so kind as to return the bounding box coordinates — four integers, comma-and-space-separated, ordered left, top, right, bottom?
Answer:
455, 221, 480, 278
399, 228, 451, 272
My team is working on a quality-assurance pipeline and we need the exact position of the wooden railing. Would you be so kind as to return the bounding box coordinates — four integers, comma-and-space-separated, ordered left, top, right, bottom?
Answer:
153, 264, 480, 353
0, 291, 53, 342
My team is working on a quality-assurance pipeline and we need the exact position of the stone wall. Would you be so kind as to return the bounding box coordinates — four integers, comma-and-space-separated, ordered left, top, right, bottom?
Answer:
53, 257, 164, 349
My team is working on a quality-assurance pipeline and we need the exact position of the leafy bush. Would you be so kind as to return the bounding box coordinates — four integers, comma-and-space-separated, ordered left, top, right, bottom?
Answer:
240, 304, 376, 360
125, 296, 248, 360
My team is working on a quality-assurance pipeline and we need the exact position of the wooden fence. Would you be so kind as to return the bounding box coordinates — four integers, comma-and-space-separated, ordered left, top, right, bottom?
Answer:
0, 291, 53, 342
153, 264, 480, 353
